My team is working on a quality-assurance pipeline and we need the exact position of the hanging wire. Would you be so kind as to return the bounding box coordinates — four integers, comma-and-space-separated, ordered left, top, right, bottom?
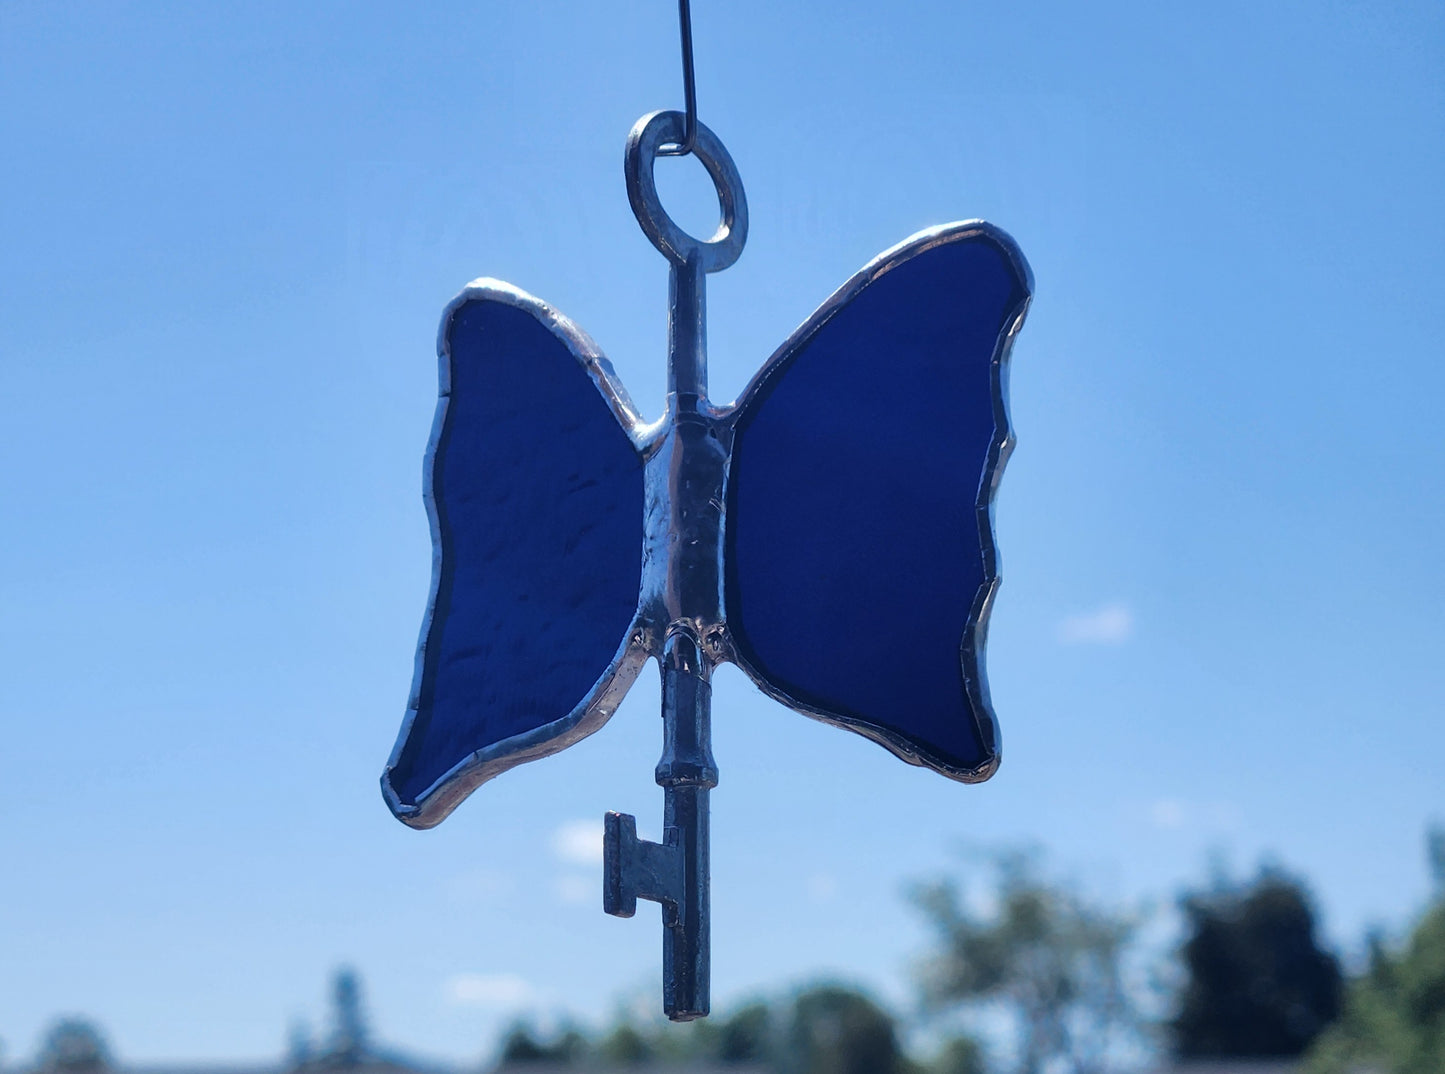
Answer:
658, 0, 698, 157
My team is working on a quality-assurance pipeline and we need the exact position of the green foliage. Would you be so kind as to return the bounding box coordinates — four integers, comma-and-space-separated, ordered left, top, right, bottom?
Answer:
497, 1020, 589, 1064
1306, 827, 1445, 1074
497, 1025, 550, 1063
717, 1001, 773, 1063
928, 1036, 985, 1074
596, 1019, 653, 1065
912, 849, 1142, 1074
1171, 867, 1342, 1058
38, 1019, 111, 1074
488, 982, 956, 1072
782, 984, 908, 1074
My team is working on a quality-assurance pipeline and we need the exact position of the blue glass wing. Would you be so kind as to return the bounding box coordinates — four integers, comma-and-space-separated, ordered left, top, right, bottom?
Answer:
383, 281, 647, 828
724, 223, 1032, 781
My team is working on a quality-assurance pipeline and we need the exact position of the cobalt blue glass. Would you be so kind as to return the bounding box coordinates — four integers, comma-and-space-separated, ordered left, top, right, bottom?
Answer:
725, 230, 1031, 779
384, 292, 644, 821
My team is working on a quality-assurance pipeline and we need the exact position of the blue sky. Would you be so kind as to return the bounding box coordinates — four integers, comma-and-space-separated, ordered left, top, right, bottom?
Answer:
2, 0, 1442, 1065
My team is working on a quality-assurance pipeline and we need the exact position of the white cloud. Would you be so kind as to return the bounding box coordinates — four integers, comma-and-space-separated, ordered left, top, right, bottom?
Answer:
550, 818, 604, 866
1148, 798, 1240, 833
1058, 602, 1134, 644
445, 972, 536, 1009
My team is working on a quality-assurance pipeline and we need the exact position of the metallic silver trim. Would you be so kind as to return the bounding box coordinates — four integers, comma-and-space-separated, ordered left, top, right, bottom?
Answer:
716, 220, 1034, 784
625, 110, 748, 274
380, 278, 659, 830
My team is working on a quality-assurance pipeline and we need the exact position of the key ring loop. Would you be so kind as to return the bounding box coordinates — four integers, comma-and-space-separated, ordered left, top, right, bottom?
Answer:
625, 110, 748, 273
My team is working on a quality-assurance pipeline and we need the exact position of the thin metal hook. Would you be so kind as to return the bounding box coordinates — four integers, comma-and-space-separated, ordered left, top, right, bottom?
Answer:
658, 0, 697, 157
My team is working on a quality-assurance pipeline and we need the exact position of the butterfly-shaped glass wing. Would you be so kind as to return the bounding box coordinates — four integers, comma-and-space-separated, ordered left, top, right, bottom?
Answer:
382, 282, 648, 828
384, 223, 1031, 826
724, 223, 1032, 781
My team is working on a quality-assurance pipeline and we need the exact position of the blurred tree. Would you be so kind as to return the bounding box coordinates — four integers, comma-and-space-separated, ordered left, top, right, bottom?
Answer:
1305, 826, 1445, 1074
552, 1025, 590, 1060
717, 1000, 774, 1063
499, 1025, 549, 1063
38, 1019, 111, 1074
912, 849, 1142, 1074
928, 1036, 985, 1074
286, 1018, 314, 1070
496, 1024, 550, 1063
485, 984, 973, 1071
327, 968, 369, 1066
497, 1021, 588, 1064
596, 1018, 652, 1065
782, 984, 908, 1074
1429, 824, 1445, 891
1171, 867, 1342, 1058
